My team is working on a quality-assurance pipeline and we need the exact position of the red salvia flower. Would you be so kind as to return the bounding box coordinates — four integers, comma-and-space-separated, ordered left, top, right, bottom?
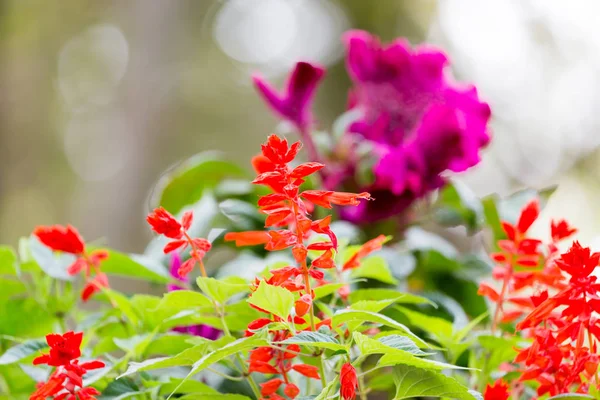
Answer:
342, 234, 389, 271
33, 331, 83, 367
339, 363, 358, 400
146, 208, 211, 278
484, 379, 509, 400
34, 224, 110, 302
31, 331, 103, 400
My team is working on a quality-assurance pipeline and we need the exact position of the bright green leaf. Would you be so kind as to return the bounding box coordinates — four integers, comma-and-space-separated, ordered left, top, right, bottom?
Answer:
247, 280, 294, 320
350, 256, 398, 284
196, 276, 248, 304
396, 306, 453, 340
547, 394, 596, 399
0, 247, 17, 276
313, 283, 346, 300
119, 341, 211, 377
393, 365, 477, 399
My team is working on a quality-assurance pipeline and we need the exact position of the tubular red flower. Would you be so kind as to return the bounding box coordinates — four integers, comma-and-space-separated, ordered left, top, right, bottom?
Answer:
33, 332, 83, 367
146, 207, 183, 239
484, 379, 509, 400
340, 363, 358, 400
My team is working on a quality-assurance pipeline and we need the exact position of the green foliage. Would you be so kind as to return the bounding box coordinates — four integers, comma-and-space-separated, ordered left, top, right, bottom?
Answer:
247, 280, 294, 320
392, 365, 479, 399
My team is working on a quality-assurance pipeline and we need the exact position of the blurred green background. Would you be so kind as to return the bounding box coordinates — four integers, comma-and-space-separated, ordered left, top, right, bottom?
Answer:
3, 0, 600, 251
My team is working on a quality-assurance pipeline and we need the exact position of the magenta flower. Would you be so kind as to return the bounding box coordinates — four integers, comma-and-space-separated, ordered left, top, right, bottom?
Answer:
168, 253, 220, 340
338, 30, 491, 223
253, 62, 325, 133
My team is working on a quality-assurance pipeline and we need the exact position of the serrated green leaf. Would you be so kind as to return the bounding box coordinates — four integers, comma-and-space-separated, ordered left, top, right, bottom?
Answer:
332, 309, 427, 347
281, 331, 347, 352
119, 341, 211, 377
0, 339, 47, 365
350, 256, 397, 284
393, 364, 477, 399
196, 276, 248, 304
247, 280, 294, 320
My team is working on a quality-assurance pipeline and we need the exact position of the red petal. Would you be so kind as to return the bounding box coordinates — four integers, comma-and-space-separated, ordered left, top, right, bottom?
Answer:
290, 162, 325, 179
292, 363, 320, 379
34, 224, 85, 254
284, 383, 300, 398
163, 240, 187, 254
181, 211, 194, 231
517, 199, 539, 234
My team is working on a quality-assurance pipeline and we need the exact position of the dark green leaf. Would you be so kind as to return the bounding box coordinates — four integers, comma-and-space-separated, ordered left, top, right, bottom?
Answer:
393, 364, 477, 399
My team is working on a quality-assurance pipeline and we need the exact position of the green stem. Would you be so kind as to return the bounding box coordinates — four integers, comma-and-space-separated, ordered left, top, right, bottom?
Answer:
220, 305, 261, 399
316, 353, 327, 389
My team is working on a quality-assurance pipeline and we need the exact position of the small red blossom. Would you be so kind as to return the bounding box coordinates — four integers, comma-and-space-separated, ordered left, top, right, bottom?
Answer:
33, 224, 110, 302
31, 331, 103, 400
340, 363, 358, 400
342, 234, 389, 270
484, 379, 509, 400
146, 208, 211, 278
260, 378, 283, 396
146, 207, 183, 239
551, 219, 577, 242
33, 331, 83, 367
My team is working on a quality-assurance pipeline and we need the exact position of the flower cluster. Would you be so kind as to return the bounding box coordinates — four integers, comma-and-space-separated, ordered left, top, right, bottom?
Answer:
30, 331, 104, 400
146, 207, 211, 278
479, 199, 600, 396
254, 31, 491, 224
478, 199, 576, 330
34, 225, 109, 301
225, 135, 372, 399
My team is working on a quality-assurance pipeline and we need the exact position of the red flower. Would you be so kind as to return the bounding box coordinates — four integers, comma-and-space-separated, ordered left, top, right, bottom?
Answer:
81, 273, 109, 302
146, 207, 183, 239
292, 364, 320, 379
340, 363, 358, 400
33, 331, 83, 367
30, 372, 66, 400
224, 231, 271, 247
284, 383, 300, 398
484, 379, 509, 400
261, 378, 283, 396
300, 190, 372, 208
551, 219, 577, 242
342, 234, 388, 270
34, 225, 85, 254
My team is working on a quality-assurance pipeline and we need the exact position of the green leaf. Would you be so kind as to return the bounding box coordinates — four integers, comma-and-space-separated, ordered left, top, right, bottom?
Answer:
0, 246, 17, 275
0, 339, 47, 365
348, 289, 435, 307
103, 289, 140, 327
196, 276, 248, 304
189, 333, 268, 376
546, 395, 595, 400
434, 180, 482, 232
158, 378, 219, 396
313, 283, 346, 300
332, 309, 427, 347
350, 256, 398, 284
247, 280, 294, 320
393, 364, 477, 399
153, 152, 247, 214
378, 335, 431, 356
477, 335, 520, 372
482, 196, 504, 244
178, 395, 252, 400
119, 341, 211, 377
354, 332, 424, 357
396, 306, 454, 340
100, 377, 143, 400
314, 376, 339, 400
354, 333, 459, 371
98, 249, 170, 283
153, 290, 213, 313
0, 278, 26, 302
281, 331, 347, 352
